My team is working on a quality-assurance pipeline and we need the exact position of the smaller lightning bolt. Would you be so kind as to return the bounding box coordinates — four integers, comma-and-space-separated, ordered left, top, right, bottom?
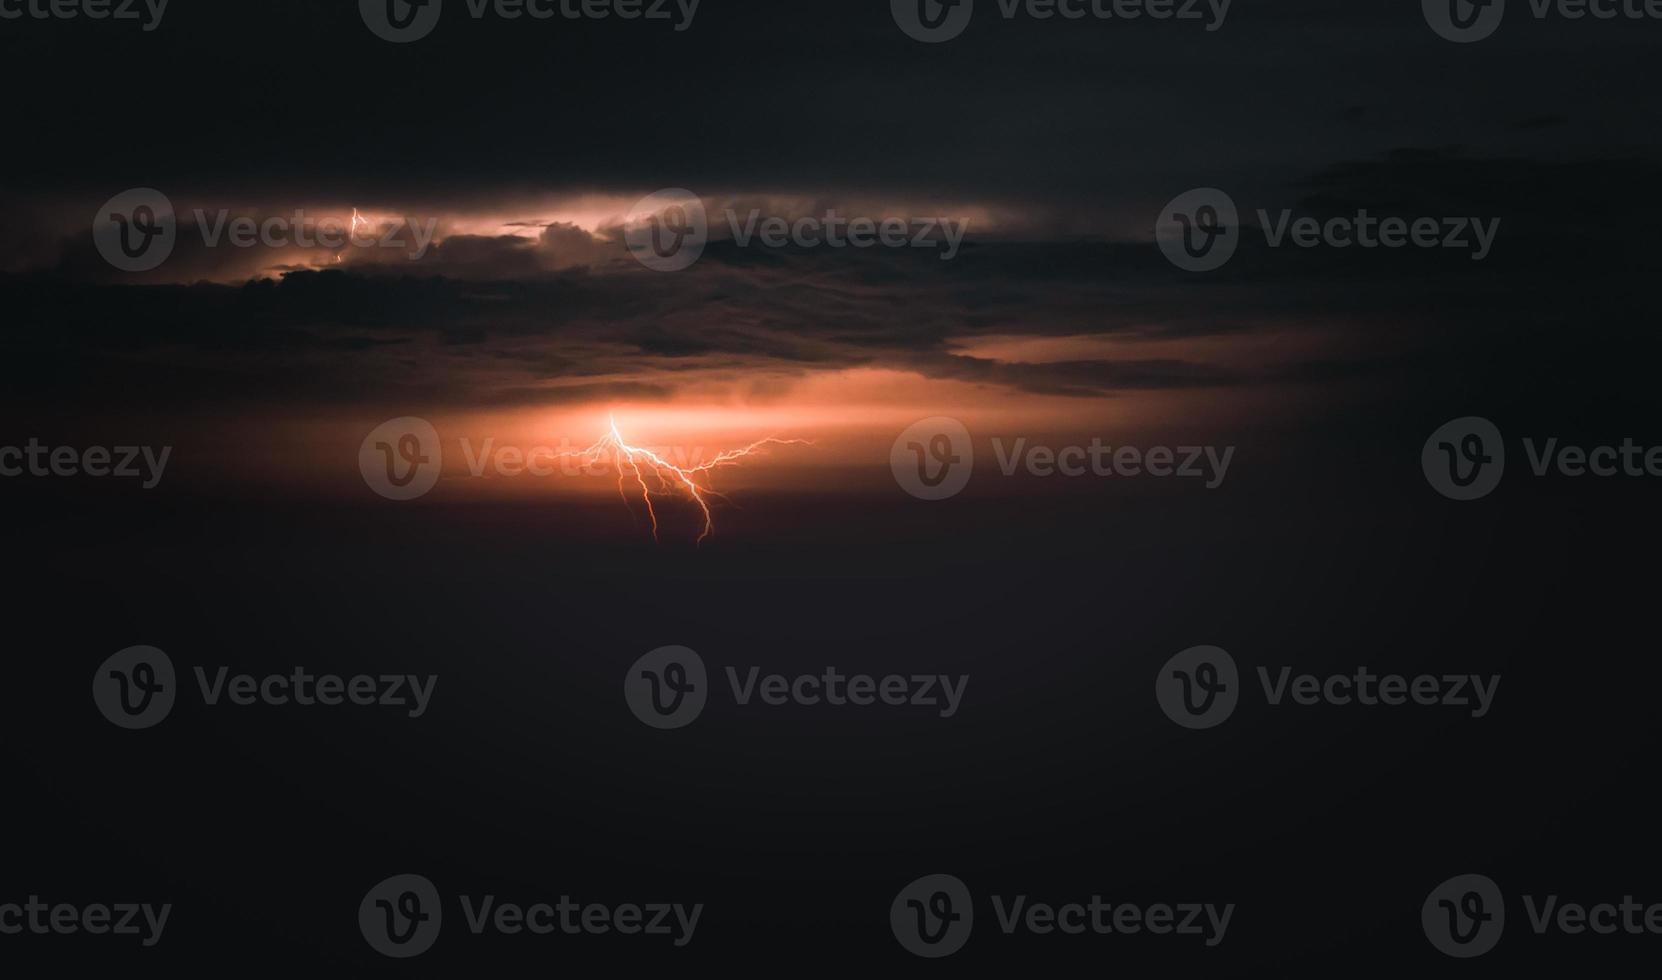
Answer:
556, 415, 810, 544
335, 208, 374, 264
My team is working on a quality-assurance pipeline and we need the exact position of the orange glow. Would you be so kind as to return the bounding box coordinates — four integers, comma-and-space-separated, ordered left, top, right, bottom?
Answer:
183, 361, 1308, 505
552, 415, 810, 543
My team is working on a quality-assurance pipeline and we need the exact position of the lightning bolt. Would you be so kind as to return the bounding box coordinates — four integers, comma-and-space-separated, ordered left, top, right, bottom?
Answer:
335, 208, 374, 264
556, 415, 810, 544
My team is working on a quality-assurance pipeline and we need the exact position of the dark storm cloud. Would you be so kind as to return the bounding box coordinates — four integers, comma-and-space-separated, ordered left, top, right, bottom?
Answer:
3, 0, 1656, 211
906, 352, 1243, 397
6, 138, 1660, 421
5, 0, 1662, 428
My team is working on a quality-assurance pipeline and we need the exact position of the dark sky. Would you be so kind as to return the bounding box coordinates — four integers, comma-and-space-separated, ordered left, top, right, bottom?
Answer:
2, 0, 1659, 444
4, 1, 1656, 204
5, 13, 1662, 971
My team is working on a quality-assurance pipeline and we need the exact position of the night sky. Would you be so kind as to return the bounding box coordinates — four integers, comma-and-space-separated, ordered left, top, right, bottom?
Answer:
3, 1, 1660, 974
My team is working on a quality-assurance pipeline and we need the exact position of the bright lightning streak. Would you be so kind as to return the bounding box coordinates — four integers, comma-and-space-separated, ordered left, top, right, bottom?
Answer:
556, 416, 810, 544
335, 208, 374, 264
